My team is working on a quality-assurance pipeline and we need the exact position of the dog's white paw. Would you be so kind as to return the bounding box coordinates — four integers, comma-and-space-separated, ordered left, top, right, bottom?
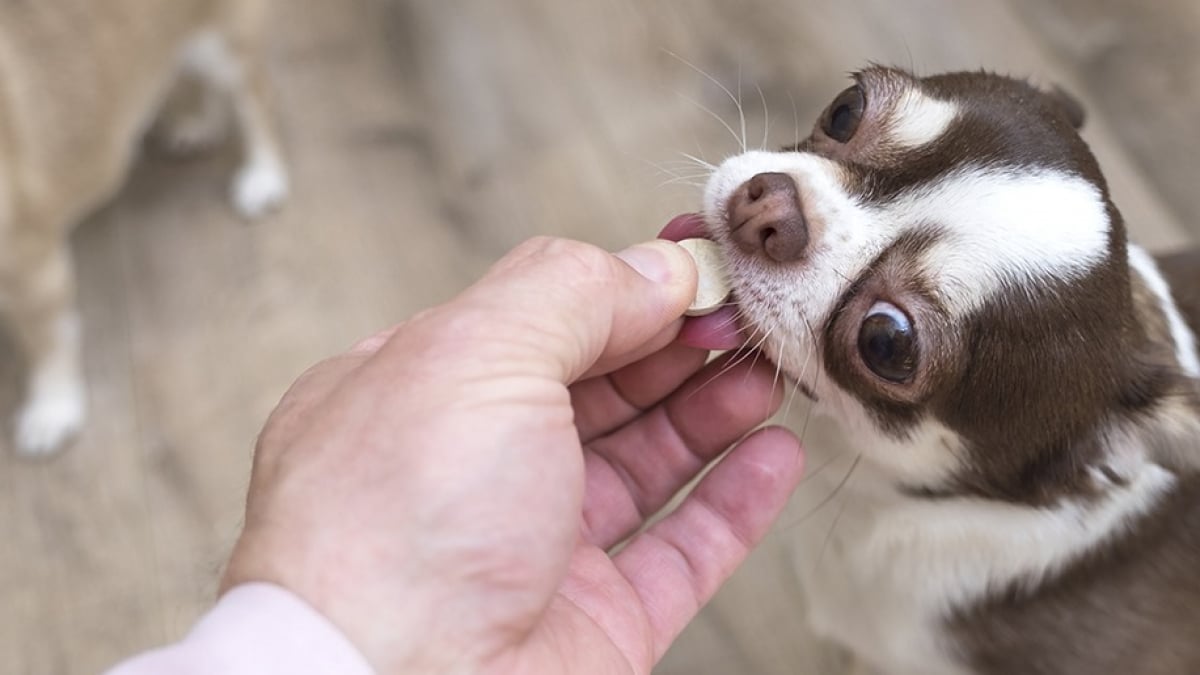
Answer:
232, 161, 289, 219
15, 386, 86, 457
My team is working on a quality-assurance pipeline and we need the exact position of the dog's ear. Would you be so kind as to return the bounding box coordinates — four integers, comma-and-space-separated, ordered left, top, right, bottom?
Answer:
1043, 84, 1086, 130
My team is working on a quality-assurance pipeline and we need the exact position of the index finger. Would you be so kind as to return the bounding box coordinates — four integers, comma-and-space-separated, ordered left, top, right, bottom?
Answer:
376, 237, 699, 385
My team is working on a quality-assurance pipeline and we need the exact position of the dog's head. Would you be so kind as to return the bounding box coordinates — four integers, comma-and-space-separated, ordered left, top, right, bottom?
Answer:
704, 66, 1191, 503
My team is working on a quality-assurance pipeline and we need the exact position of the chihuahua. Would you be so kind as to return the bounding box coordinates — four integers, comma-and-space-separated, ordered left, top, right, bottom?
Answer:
701, 68, 1200, 674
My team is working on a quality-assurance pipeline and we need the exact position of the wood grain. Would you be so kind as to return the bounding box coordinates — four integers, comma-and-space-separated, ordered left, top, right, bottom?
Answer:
0, 1, 1194, 673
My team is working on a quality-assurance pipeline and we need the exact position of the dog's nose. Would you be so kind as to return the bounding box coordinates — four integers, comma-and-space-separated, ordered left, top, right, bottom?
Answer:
728, 172, 808, 263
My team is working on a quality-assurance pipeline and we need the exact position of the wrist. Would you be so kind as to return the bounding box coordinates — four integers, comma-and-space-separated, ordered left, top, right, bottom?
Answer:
106, 583, 376, 675
222, 534, 478, 674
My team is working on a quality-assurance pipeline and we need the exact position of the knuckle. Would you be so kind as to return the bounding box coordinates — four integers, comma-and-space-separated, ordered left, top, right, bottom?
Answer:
510, 236, 616, 282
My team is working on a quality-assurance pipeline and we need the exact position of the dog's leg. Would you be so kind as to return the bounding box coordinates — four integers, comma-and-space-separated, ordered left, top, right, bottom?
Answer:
152, 72, 231, 157
5, 244, 85, 456
181, 30, 288, 218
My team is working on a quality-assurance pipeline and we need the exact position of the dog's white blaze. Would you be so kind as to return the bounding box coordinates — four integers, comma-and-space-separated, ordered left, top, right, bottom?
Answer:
888, 89, 959, 149
799, 452, 1175, 674
706, 157, 1111, 324
704, 156, 1112, 387
901, 168, 1110, 317
702, 150, 847, 223
1128, 244, 1200, 377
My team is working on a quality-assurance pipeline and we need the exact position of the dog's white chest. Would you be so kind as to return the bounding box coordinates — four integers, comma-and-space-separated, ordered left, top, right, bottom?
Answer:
797, 494, 970, 675
792, 447, 1175, 675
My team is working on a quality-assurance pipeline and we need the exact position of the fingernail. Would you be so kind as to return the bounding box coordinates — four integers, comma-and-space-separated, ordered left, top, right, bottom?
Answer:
616, 241, 676, 283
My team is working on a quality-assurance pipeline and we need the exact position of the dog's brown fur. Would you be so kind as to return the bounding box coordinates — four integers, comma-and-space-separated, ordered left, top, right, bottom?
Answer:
704, 66, 1200, 674
0, 0, 285, 455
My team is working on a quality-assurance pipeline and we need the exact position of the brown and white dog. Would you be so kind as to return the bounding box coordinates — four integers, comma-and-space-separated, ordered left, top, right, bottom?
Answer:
701, 68, 1200, 674
0, 0, 287, 456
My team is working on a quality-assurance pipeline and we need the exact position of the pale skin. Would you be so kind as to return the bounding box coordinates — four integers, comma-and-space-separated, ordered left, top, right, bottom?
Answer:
221, 236, 805, 674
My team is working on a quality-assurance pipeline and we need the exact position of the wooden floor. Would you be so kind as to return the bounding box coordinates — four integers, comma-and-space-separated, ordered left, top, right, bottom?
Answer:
2, 1, 1198, 673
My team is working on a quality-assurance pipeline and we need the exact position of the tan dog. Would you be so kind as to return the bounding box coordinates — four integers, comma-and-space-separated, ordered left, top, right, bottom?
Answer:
0, 0, 287, 455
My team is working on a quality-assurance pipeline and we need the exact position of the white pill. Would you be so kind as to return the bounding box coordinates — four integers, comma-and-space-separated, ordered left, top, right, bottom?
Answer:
677, 238, 731, 316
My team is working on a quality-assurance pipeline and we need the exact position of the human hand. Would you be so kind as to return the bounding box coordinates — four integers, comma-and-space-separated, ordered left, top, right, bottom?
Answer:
221, 234, 804, 674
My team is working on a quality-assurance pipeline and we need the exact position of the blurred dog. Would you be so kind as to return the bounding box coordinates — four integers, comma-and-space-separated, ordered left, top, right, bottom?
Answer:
0, 0, 288, 455
703, 68, 1200, 674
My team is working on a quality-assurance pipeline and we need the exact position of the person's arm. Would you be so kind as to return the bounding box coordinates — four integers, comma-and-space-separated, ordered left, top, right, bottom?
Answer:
105, 583, 374, 675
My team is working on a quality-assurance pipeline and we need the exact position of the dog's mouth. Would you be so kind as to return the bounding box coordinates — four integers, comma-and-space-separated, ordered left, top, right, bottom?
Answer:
658, 213, 744, 351
664, 208, 829, 403
658, 213, 819, 406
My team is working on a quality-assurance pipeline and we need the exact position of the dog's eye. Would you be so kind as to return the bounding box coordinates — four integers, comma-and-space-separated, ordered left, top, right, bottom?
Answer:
858, 301, 917, 383
822, 85, 865, 143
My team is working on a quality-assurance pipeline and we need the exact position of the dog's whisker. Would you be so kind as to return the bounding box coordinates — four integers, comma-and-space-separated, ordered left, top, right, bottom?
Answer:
769, 334, 785, 420
799, 316, 821, 444
784, 335, 812, 427
656, 174, 713, 188
643, 163, 693, 178
663, 48, 747, 154
776, 339, 799, 430
787, 89, 801, 150
683, 327, 771, 401
653, 157, 708, 172
664, 49, 744, 121
656, 166, 709, 181
654, 177, 707, 187
816, 480, 852, 569
756, 82, 770, 151
719, 327, 773, 376
675, 92, 746, 153
638, 158, 711, 191
653, 168, 711, 182
686, 355, 755, 401
793, 453, 861, 527
741, 324, 783, 388
726, 327, 773, 372
688, 133, 719, 173
673, 168, 712, 184
777, 450, 853, 532
635, 156, 687, 178
745, 342, 768, 385
795, 449, 845, 488
677, 151, 717, 172
737, 64, 747, 153
710, 307, 750, 332
656, 179, 707, 190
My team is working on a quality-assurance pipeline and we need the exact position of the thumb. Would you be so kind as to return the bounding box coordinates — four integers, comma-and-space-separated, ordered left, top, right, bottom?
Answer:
416, 237, 698, 384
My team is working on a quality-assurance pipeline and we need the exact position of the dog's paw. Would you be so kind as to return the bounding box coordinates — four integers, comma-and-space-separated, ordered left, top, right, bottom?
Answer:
232, 160, 289, 219
15, 386, 86, 457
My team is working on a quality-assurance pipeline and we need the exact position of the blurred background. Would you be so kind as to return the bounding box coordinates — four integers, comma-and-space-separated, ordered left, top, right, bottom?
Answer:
2, 0, 1198, 673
